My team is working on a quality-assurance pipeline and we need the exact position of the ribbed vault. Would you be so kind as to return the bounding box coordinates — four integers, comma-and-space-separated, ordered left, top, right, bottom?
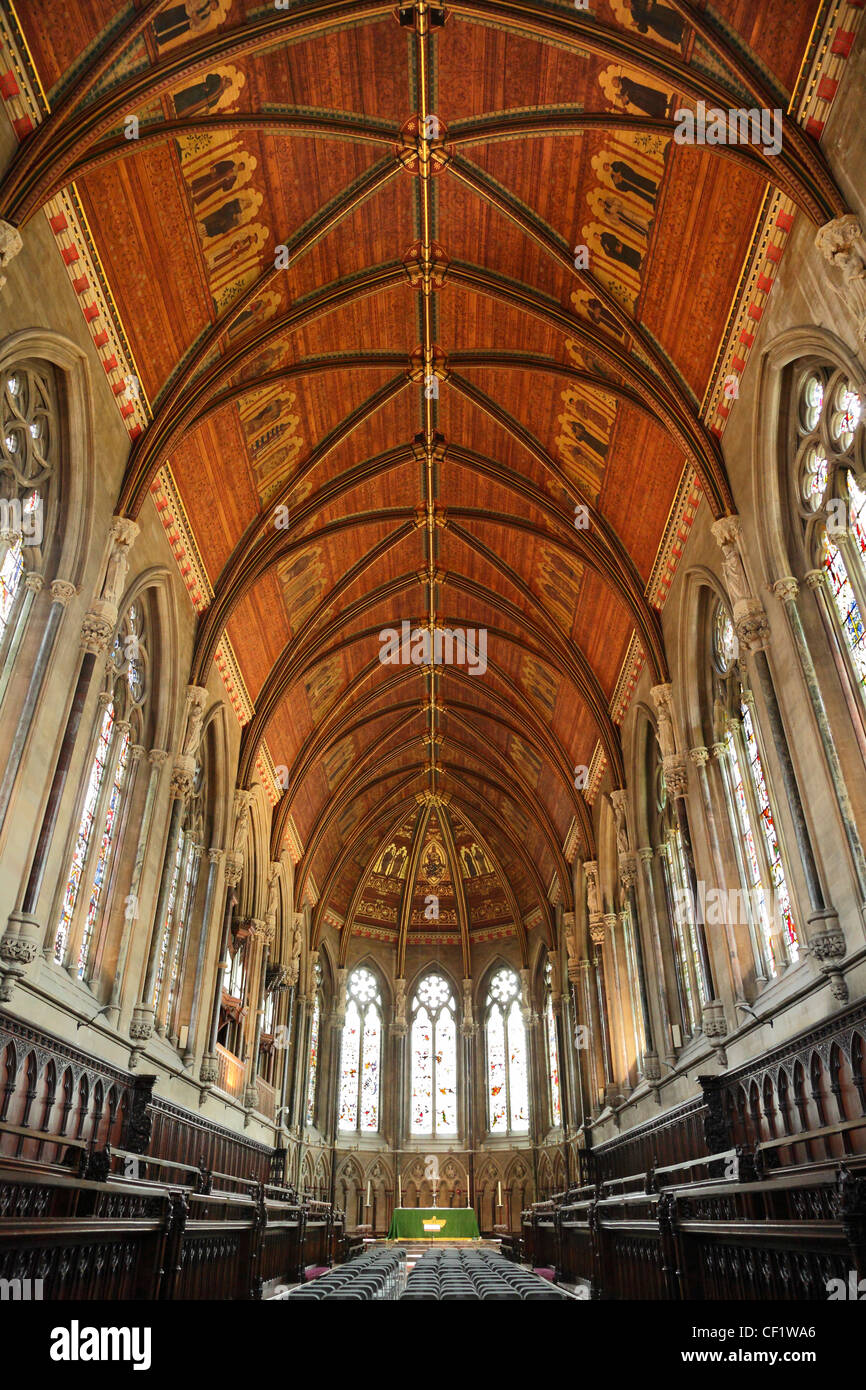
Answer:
5, 0, 840, 952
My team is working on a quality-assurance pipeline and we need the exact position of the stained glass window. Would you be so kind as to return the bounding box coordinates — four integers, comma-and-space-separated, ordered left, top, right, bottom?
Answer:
795, 367, 866, 699
410, 973, 457, 1136
486, 967, 529, 1134
0, 533, 24, 644
54, 701, 117, 964
338, 967, 381, 1133
545, 963, 561, 1128
741, 701, 798, 966
77, 722, 130, 977
1, 362, 56, 653
305, 994, 321, 1126
713, 603, 738, 674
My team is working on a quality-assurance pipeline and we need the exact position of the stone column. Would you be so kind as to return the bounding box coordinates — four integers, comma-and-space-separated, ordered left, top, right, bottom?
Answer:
612, 786, 659, 1081
657, 841, 693, 1039
0, 512, 139, 1002
651, 682, 717, 1019
200, 851, 242, 1084
590, 915, 618, 1108
244, 917, 274, 1111
277, 982, 297, 1130
689, 744, 745, 1003
133, 771, 188, 1042
166, 842, 204, 1044
638, 847, 676, 1067
107, 748, 168, 1024
183, 847, 224, 1066
710, 737, 770, 986
774, 574, 866, 905
713, 516, 847, 1000
133, 685, 210, 1044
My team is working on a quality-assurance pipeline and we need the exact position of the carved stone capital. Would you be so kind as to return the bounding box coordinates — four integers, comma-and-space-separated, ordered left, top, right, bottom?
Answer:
23, 572, 43, 594
80, 606, 115, 655
129, 1005, 154, 1045
772, 575, 800, 605
618, 851, 638, 891
642, 1049, 662, 1083
148, 747, 169, 770
804, 568, 827, 592
663, 754, 689, 799
689, 745, 709, 768
170, 754, 196, 800
710, 515, 742, 549
50, 579, 77, 607
199, 1053, 219, 1085
249, 916, 274, 944
806, 909, 848, 1001
589, 914, 606, 946
208, 847, 225, 866
734, 598, 771, 652
224, 852, 244, 887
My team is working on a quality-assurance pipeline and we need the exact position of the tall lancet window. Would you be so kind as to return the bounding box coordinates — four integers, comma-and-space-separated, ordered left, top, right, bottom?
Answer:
55, 600, 148, 975
305, 965, 322, 1127
792, 367, 866, 690
0, 363, 57, 652
337, 967, 382, 1133
713, 601, 798, 976
545, 960, 561, 1128
410, 973, 458, 1136
485, 967, 529, 1135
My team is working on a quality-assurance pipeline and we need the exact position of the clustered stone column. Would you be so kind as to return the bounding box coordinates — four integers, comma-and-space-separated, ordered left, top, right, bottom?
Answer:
650, 681, 725, 1056
713, 516, 848, 1001
200, 849, 244, 1086
611, 788, 660, 1082
244, 914, 275, 1113
131, 684, 209, 1050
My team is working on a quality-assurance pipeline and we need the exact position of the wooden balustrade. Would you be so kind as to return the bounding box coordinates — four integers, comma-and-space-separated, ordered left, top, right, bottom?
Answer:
0, 1159, 342, 1299
526, 1154, 866, 1300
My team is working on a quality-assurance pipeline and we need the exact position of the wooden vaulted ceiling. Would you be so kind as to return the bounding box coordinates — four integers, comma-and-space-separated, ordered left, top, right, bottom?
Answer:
5, 0, 840, 952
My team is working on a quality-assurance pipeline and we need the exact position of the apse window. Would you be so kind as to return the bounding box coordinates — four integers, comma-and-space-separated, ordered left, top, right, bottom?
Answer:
410, 973, 458, 1136
485, 967, 529, 1135
337, 967, 382, 1133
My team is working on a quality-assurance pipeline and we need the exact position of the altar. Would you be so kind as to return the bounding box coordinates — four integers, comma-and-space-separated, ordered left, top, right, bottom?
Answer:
386, 1207, 481, 1240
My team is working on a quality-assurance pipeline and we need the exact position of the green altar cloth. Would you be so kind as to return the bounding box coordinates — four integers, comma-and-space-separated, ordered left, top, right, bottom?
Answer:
386, 1207, 480, 1240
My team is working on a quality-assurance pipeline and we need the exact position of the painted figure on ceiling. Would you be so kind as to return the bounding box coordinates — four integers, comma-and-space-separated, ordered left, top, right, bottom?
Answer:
568, 419, 608, 457
584, 296, 625, 335
191, 159, 239, 204
609, 160, 659, 205
199, 198, 246, 238
209, 231, 258, 269
612, 75, 670, 119
173, 73, 232, 119
155, 0, 224, 47
596, 194, 651, 238
600, 232, 643, 273
629, 0, 685, 45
